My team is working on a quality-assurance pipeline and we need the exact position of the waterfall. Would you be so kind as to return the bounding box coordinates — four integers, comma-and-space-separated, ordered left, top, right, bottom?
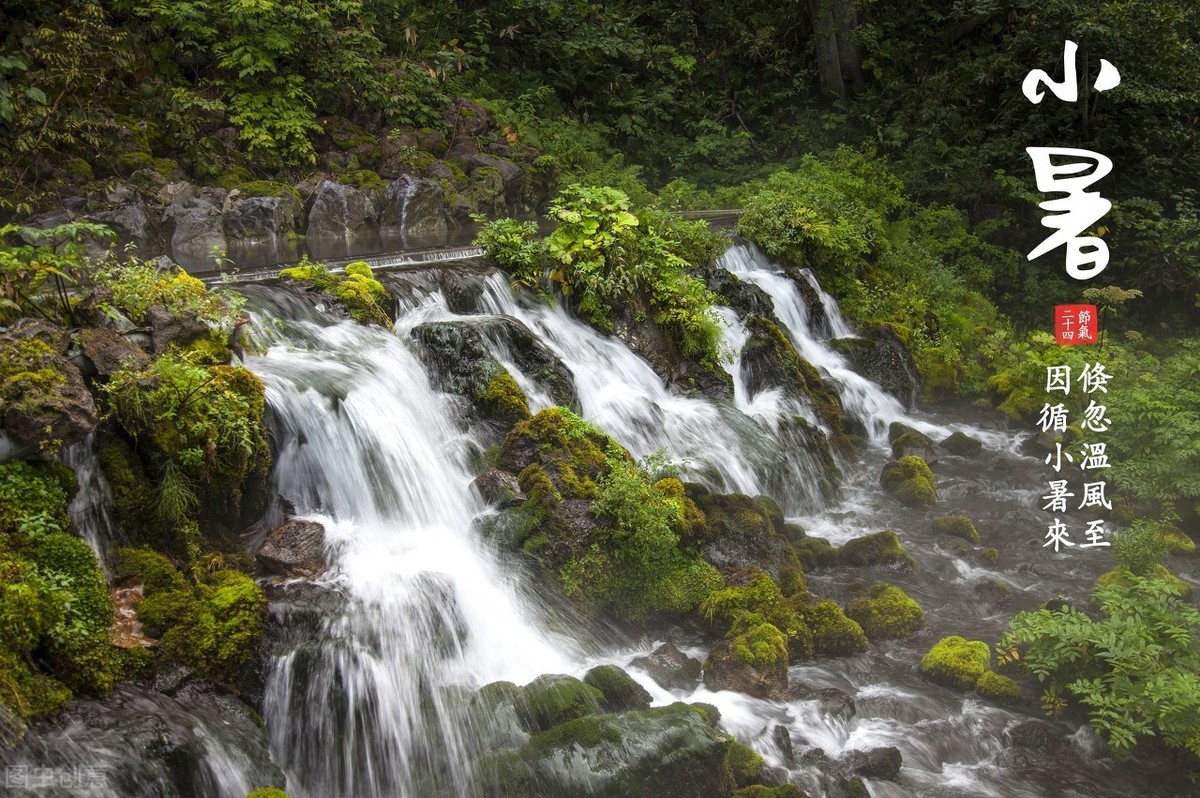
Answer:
61, 433, 117, 570
245, 303, 576, 797
717, 242, 910, 445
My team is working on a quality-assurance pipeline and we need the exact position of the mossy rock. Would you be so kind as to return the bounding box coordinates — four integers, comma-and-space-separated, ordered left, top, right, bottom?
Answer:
838, 531, 916, 571
1096, 565, 1193, 600
1158, 525, 1196, 555
280, 261, 393, 328
479, 372, 532, 428
793, 598, 867, 656
515, 674, 604, 734
238, 180, 303, 206
498, 407, 616, 501
583, 665, 652, 712
920, 636, 989, 690
931, 515, 980, 544
727, 740, 766, 787
794, 536, 837, 571
338, 168, 386, 192
940, 430, 983, 456
879, 456, 937, 508
975, 671, 1021, 703
890, 430, 934, 460
700, 572, 812, 660
245, 790, 290, 798
844, 583, 925, 640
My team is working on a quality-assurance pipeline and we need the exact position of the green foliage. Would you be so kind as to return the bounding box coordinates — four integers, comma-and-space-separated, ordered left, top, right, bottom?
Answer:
845, 583, 925, 640
481, 185, 725, 369
1001, 573, 1200, 757
921, 636, 990, 690
0, 221, 115, 323
102, 352, 270, 538
1111, 520, 1169, 576
92, 258, 244, 330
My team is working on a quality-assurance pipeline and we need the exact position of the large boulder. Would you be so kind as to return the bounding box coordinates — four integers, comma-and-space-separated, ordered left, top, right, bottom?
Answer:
75, 327, 149, 377
88, 202, 151, 251
940, 430, 983, 457
703, 633, 789, 700
167, 198, 226, 260
380, 175, 448, 236
879, 456, 938, 508
475, 703, 732, 798
146, 305, 210, 354
693, 491, 801, 584
254, 519, 327, 577
223, 191, 302, 241
0, 319, 97, 452
473, 316, 577, 410
306, 179, 377, 238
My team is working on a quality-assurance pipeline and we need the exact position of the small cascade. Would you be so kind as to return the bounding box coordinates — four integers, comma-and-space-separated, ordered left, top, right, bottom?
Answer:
395, 175, 418, 242
717, 242, 909, 444
244, 302, 576, 797
61, 433, 117, 568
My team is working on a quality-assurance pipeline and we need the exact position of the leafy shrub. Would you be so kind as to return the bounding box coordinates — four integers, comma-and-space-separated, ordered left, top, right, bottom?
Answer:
92, 258, 244, 329
1000, 573, 1200, 757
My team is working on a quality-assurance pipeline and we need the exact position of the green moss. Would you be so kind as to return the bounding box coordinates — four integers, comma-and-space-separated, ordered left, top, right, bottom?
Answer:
63, 157, 94, 181
0, 337, 71, 454
654, 477, 708, 544
931, 515, 980, 544
515, 674, 604, 734
794, 598, 867, 656
97, 438, 158, 545
186, 331, 235, 366
0, 461, 71, 537
1158, 525, 1196, 555
879, 456, 937, 508
521, 712, 624, 759
499, 407, 614, 500
731, 622, 789, 667
238, 180, 302, 206
583, 664, 651, 711
474, 750, 534, 798
727, 740, 766, 787
845, 583, 925, 640
246, 790, 290, 798
794, 536, 837, 570
920, 636, 990, 690
733, 787, 806, 798
975, 670, 1021, 703
480, 372, 531, 428
982, 547, 998, 564
837, 531, 916, 570
279, 259, 393, 328
338, 169, 386, 191
890, 430, 933, 459
213, 166, 254, 189
701, 572, 812, 660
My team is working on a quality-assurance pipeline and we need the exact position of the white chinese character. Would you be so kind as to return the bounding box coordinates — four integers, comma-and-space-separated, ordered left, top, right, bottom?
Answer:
5, 766, 30, 788
1038, 402, 1069, 432
1042, 480, 1075, 512
1045, 442, 1075, 473
1078, 362, 1110, 394
1081, 400, 1110, 432
1079, 519, 1111, 548
1026, 147, 1113, 279
1079, 442, 1110, 470
1044, 518, 1075, 551
1046, 364, 1072, 394
1079, 481, 1112, 510
1023, 40, 1121, 104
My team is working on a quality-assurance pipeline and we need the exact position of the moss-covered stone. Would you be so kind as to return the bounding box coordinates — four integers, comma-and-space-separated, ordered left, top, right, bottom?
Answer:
794, 535, 837, 571
920, 636, 990, 690
931, 514, 980, 543
975, 670, 1021, 703
97, 436, 158, 545
844, 583, 925, 640
890, 430, 933, 460
838, 531, 916, 571
515, 674, 604, 734
583, 664, 652, 712
733, 787, 807, 798
479, 372, 532, 428
793, 598, 868, 656
940, 430, 983, 456
1158, 525, 1196, 555
245, 790, 290, 798
879, 456, 937, 508
280, 260, 393, 328
499, 407, 615, 501
727, 740, 766, 787
701, 572, 812, 660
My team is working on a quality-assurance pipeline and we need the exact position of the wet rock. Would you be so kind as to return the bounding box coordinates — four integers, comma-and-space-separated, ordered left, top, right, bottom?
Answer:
515, 674, 604, 734
839, 746, 902, 780
380, 175, 448, 236
473, 468, 524, 508
146, 304, 209, 354
412, 320, 530, 432
583, 664, 652, 712
703, 638, 788, 700
772, 725, 796, 766
1006, 719, 1066, 753
441, 266, 497, 314
629, 642, 703, 691
223, 192, 302, 241
0, 320, 98, 452
473, 317, 577, 410
831, 323, 920, 408
695, 262, 775, 318
306, 179, 377, 238
940, 430, 983, 456
76, 327, 149, 377
167, 198, 226, 259
890, 427, 936, 461
469, 154, 527, 207
254, 519, 327, 577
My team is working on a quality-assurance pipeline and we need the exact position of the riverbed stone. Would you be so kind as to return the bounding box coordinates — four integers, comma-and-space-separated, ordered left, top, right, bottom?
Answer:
583, 664, 652, 712
629, 642, 702, 691
879, 456, 938, 508
306, 179, 377, 238
167, 198, 226, 259
473, 468, 524, 508
703, 637, 788, 700
940, 430, 983, 456
1, 320, 98, 452
76, 327, 149, 377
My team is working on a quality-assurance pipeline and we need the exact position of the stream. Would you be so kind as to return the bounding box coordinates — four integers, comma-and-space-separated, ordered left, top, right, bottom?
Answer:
5, 241, 1196, 797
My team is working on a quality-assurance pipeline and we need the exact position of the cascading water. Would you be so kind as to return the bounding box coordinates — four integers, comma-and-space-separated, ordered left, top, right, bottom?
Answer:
718, 242, 912, 444
61, 434, 118, 568
242, 290, 576, 797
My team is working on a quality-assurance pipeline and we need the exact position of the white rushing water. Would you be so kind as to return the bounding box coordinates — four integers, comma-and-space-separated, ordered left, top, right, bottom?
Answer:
245, 307, 576, 797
